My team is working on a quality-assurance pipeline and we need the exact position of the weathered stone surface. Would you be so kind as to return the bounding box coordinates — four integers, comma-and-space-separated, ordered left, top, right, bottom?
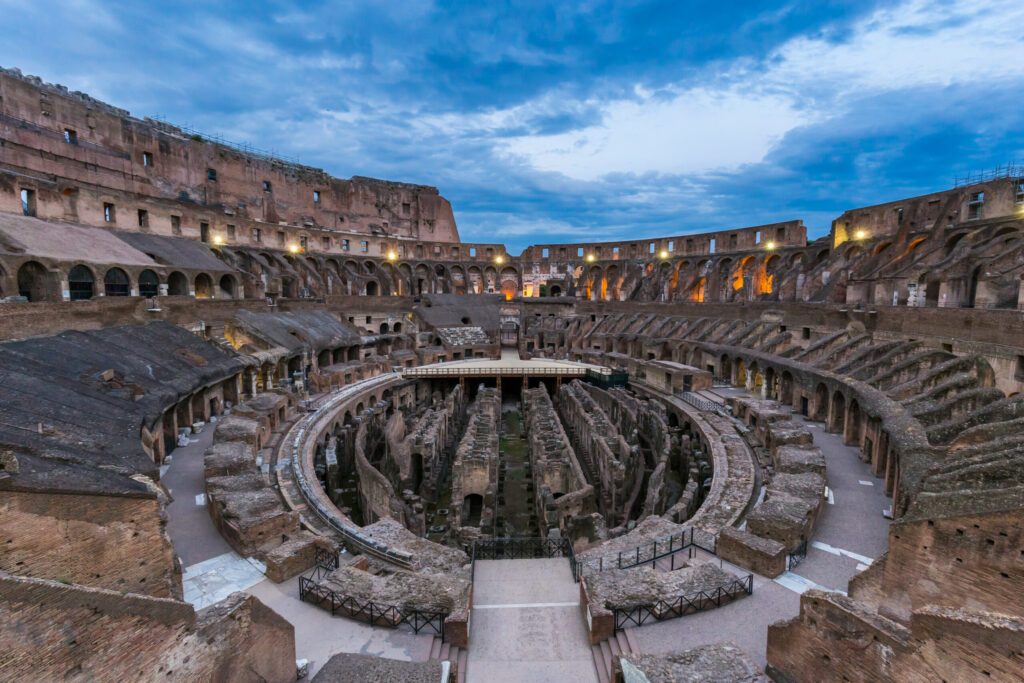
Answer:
312, 652, 444, 683
619, 643, 768, 682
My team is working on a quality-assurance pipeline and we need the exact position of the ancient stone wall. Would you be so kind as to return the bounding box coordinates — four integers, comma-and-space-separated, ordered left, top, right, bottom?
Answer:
450, 386, 500, 540
0, 572, 295, 682
0, 488, 181, 599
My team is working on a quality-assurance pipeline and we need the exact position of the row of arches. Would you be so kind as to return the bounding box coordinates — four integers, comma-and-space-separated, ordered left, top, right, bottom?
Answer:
6, 260, 237, 302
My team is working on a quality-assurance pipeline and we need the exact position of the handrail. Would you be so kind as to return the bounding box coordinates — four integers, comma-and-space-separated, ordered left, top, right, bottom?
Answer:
298, 548, 448, 638
470, 536, 579, 581
578, 526, 718, 576
287, 373, 417, 568
611, 574, 753, 631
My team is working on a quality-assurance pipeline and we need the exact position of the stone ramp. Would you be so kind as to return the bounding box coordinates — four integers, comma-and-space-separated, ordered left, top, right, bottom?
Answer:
467, 558, 596, 683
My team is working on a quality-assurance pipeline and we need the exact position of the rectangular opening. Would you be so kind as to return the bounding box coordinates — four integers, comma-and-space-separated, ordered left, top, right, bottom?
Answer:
277, 231, 285, 245
470, 246, 477, 257
452, 246, 460, 257
777, 227, 785, 239
729, 233, 738, 248
227, 224, 236, 240
313, 190, 321, 204
103, 202, 115, 223
542, 247, 549, 258
709, 238, 716, 254
941, 343, 953, 353
667, 240, 674, 252
137, 209, 149, 228
200, 222, 210, 243
206, 168, 217, 181
20, 188, 36, 216
802, 326, 811, 340
649, 242, 656, 253
577, 246, 584, 257
402, 202, 411, 214
968, 191, 984, 219
170, 215, 181, 235
486, 247, 493, 257
263, 180, 272, 192
1016, 179, 1024, 204
253, 227, 262, 243
142, 151, 153, 167
342, 239, 350, 251
360, 240, 368, 253
300, 236, 308, 250
322, 236, 330, 250
755, 230, 761, 243
365, 316, 372, 324
63, 128, 77, 144
613, 246, 620, 259
1016, 355, 1024, 381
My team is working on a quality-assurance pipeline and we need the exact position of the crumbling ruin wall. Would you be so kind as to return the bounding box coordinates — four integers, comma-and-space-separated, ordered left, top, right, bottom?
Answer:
558, 380, 636, 527
766, 590, 1024, 683
523, 385, 595, 538
0, 487, 181, 600
0, 572, 296, 682
450, 386, 500, 540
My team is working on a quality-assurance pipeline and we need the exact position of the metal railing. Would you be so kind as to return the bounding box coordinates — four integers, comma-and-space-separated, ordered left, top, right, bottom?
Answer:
787, 539, 808, 571
470, 537, 578, 581
403, 365, 593, 378
585, 527, 718, 575
298, 548, 448, 638
611, 574, 753, 631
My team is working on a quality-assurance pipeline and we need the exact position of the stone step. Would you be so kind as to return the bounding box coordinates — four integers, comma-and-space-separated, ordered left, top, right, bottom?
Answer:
439, 642, 450, 661
614, 630, 631, 655
456, 647, 468, 683
429, 637, 442, 660
599, 639, 613, 680
623, 627, 641, 654
591, 644, 611, 683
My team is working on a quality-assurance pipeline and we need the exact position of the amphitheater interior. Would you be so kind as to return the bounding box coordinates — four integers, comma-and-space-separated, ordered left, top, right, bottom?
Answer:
2, 67, 1024, 683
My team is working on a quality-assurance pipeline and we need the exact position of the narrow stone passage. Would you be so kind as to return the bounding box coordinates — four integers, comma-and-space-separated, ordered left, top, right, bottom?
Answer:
467, 558, 596, 683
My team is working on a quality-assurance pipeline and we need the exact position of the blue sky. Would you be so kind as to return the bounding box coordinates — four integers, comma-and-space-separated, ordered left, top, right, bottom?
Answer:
3, 0, 1024, 253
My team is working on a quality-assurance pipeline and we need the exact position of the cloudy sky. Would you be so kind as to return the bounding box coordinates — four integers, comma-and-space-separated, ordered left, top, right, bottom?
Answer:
3, 0, 1023, 253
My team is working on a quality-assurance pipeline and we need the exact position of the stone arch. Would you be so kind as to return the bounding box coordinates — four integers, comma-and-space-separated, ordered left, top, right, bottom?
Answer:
366, 280, 380, 296
103, 267, 131, 297
780, 370, 794, 406
194, 273, 214, 299
813, 383, 829, 421
68, 264, 96, 300
847, 398, 863, 448
167, 271, 189, 296
17, 261, 48, 301
218, 274, 237, 298
138, 269, 159, 297
830, 390, 846, 433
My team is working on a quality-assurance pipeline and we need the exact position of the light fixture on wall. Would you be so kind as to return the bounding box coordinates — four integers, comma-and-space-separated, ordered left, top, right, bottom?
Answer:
288, 243, 302, 254
659, 249, 670, 259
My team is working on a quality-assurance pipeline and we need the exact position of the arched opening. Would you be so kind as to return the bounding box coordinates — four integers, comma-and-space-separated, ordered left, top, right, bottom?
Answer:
813, 383, 829, 421
780, 371, 794, 406
548, 284, 562, 297
218, 274, 236, 299
17, 261, 48, 301
462, 493, 483, 527
103, 267, 130, 297
393, 322, 403, 333
194, 273, 214, 299
68, 265, 95, 301
366, 280, 379, 296
167, 271, 189, 296
138, 269, 159, 298
379, 322, 390, 334
967, 265, 982, 307
281, 276, 298, 298
830, 390, 846, 433
847, 399, 863, 448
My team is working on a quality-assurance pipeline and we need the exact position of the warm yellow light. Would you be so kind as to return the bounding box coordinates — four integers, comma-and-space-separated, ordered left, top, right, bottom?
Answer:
387, 251, 398, 261
854, 229, 868, 240
659, 250, 670, 259
494, 255, 505, 265
212, 235, 225, 246
764, 241, 776, 250
288, 243, 302, 254
585, 254, 596, 263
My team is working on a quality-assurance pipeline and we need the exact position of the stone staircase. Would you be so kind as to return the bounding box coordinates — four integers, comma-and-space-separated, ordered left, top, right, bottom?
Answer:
591, 628, 640, 683
428, 637, 467, 683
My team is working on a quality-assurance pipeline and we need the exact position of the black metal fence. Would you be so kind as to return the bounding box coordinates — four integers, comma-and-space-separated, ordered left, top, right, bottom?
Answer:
471, 537, 579, 581
297, 546, 448, 638
585, 526, 718, 575
787, 539, 808, 570
612, 573, 754, 631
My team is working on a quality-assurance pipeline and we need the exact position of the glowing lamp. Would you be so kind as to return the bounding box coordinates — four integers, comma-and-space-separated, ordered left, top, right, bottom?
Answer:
212, 235, 225, 246
854, 229, 868, 240
585, 254, 596, 263
659, 250, 670, 259
387, 251, 398, 261
764, 241, 776, 250
288, 243, 302, 254
494, 255, 505, 265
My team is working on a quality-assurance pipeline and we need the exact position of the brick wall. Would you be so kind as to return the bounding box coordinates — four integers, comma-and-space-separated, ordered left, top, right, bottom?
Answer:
0, 489, 180, 599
